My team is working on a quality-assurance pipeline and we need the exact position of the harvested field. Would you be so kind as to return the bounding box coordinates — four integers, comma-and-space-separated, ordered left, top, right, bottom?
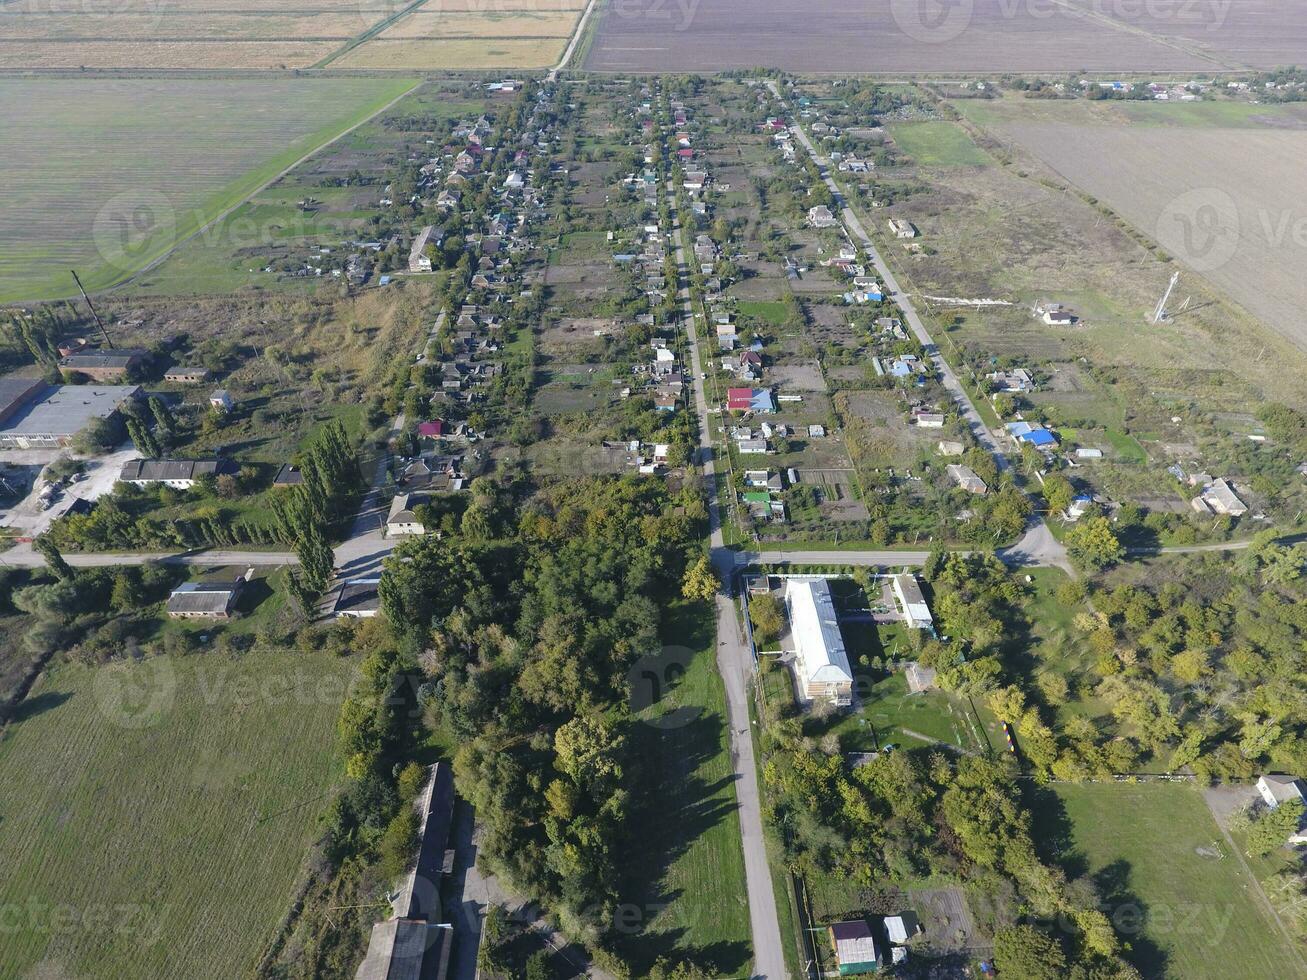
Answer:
335, 35, 565, 67
958, 98, 1307, 357
0, 12, 370, 40
380, 9, 581, 38
0, 38, 339, 68
584, 0, 1296, 73
0, 76, 416, 302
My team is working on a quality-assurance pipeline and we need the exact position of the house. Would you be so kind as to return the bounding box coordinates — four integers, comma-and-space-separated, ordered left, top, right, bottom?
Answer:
119, 458, 236, 489
1007, 421, 1057, 448
654, 392, 678, 412
209, 389, 234, 413
409, 225, 437, 273
417, 420, 446, 439
164, 366, 211, 384
829, 920, 878, 975
166, 573, 248, 619
59, 348, 148, 382
737, 438, 768, 454
808, 424, 826, 438
743, 491, 785, 521
808, 205, 839, 228
334, 577, 381, 618
914, 412, 945, 428
947, 463, 987, 494
1258, 775, 1306, 809
936, 440, 964, 457
1194, 477, 1248, 516
273, 464, 303, 488
785, 577, 854, 705
1040, 304, 1077, 326
1066, 494, 1096, 521
727, 387, 775, 413
987, 368, 1034, 393
743, 470, 772, 488
387, 492, 428, 535
888, 217, 917, 239
892, 573, 933, 630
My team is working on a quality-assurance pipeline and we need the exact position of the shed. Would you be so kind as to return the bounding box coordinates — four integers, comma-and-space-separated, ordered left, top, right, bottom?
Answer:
829, 919, 879, 974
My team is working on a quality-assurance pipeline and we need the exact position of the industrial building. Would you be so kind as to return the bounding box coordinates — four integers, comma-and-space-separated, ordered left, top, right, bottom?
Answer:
784, 577, 854, 706
0, 383, 141, 449
59, 348, 149, 381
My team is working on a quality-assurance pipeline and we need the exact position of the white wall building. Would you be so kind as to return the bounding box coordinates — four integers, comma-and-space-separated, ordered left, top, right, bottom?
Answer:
784, 577, 854, 706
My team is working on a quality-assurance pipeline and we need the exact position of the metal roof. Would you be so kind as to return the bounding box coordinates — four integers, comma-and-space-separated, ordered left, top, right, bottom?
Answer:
785, 578, 853, 687
1, 384, 140, 438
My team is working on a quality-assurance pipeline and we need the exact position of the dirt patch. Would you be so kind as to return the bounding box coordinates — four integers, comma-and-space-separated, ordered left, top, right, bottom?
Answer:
769, 362, 827, 393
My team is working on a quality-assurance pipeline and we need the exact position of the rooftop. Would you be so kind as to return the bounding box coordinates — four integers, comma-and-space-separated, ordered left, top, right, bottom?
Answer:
1, 384, 141, 438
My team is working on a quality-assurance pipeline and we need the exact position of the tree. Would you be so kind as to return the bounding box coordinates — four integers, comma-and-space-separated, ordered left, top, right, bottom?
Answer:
33, 535, 74, 581
750, 593, 784, 647
1042, 472, 1074, 515
993, 925, 1067, 980
1247, 800, 1304, 857
681, 555, 719, 602
1065, 515, 1124, 570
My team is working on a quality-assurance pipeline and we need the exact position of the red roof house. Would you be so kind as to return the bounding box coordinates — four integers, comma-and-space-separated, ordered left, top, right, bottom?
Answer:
727, 387, 754, 411
417, 420, 445, 438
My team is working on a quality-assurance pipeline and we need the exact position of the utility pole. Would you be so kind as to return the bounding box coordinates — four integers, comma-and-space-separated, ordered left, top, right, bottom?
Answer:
71, 270, 113, 349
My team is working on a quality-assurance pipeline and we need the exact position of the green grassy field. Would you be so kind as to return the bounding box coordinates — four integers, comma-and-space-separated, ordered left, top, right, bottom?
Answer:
1036, 783, 1302, 980
887, 120, 989, 167
0, 76, 416, 302
0, 649, 354, 979
621, 599, 752, 974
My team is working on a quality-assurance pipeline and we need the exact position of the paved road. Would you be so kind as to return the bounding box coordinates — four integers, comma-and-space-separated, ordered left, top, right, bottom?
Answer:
667, 171, 788, 980
766, 80, 1008, 471
738, 549, 932, 568
0, 545, 297, 569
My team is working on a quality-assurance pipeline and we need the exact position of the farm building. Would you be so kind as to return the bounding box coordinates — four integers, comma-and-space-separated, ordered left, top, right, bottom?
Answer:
119, 458, 236, 489
166, 575, 247, 619
58, 348, 149, 381
0, 383, 141, 449
784, 577, 854, 706
164, 366, 211, 384
355, 763, 457, 980
888, 217, 917, 239
829, 919, 879, 975
0, 377, 46, 427
209, 390, 234, 413
891, 574, 933, 630
334, 578, 381, 619
946, 463, 987, 495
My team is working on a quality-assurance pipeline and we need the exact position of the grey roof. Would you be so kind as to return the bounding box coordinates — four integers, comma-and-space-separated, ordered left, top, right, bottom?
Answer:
60, 348, 148, 370
0, 377, 46, 424
353, 919, 451, 980
335, 578, 381, 615
166, 580, 242, 615
1, 385, 141, 438
389, 493, 427, 525
119, 458, 235, 482
398, 763, 455, 921
274, 464, 303, 486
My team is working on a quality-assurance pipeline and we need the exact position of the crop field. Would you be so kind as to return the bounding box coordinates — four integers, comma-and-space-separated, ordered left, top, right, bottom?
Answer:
1034, 783, 1303, 979
956, 97, 1307, 356
0, 651, 354, 980
584, 0, 1304, 73
0, 76, 416, 302
0, 0, 587, 69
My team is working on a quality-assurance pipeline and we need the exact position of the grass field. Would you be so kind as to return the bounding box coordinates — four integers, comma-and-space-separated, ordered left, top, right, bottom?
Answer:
887, 120, 989, 168
1035, 783, 1302, 980
953, 96, 1307, 356
621, 599, 752, 974
0, 76, 415, 303
0, 650, 355, 980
